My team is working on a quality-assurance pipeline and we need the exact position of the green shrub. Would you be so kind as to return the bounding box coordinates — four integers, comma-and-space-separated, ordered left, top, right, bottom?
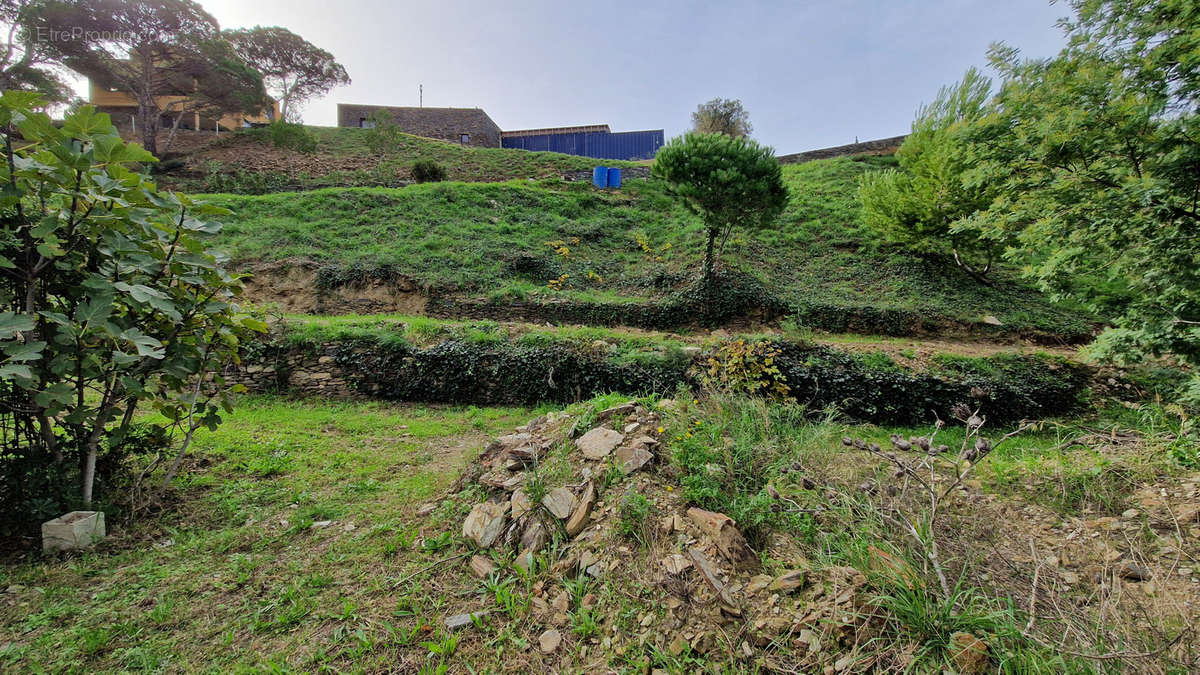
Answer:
698, 339, 790, 399
411, 160, 447, 183
670, 399, 813, 546
0, 96, 262, 532
266, 121, 318, 153
364, 110, 402, 155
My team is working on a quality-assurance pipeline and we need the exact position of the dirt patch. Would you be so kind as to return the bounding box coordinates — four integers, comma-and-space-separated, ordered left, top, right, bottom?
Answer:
318, 276, 427, 315
239, 259, 427, 315
241, 259, 321, 313
141, 130, 389, 183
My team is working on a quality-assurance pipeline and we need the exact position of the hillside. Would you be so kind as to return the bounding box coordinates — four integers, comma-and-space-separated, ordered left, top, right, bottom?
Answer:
199, 154, 1094, 340
151, 126, 640, 194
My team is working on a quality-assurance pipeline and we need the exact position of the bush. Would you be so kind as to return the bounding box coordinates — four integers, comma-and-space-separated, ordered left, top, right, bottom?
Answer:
0, 96, 264, 531
267, 121, 318, 153
698, 339, 790, 399
329, 338, 687, 405
364, 110, 402, 155
773, 343, 1089, 425
411, 160, 447, 183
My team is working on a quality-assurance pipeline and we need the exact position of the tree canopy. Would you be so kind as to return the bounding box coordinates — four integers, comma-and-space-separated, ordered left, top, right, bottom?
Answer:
858, 67, 1002, 282
38, 0, 267, 155
691, 98, 753, 137
0, 0, 73, 102
652, 132, 787, 282
964, 0, 1200, 379
225, 25, 350, 122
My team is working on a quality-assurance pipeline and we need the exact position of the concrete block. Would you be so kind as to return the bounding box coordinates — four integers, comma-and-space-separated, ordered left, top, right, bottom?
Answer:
42, 511, 105, 553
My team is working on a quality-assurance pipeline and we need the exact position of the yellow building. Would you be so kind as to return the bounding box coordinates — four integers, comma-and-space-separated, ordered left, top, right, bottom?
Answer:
88, 78, 279, 133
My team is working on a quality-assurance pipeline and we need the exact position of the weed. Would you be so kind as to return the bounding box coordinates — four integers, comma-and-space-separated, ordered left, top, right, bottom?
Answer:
420, 531, 455, 553
483, 576, 529, 620
616, 491, 656, 546
570, 609, 600, 639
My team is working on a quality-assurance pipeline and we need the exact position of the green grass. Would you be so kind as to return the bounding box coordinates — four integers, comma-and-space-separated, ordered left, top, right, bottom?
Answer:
0, 397, 536, 672
201, 155, 1092, 337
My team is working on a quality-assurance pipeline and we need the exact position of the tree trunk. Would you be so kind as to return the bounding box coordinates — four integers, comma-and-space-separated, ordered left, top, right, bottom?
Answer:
81, 439, 98, 507
137, 102, 158, 156
163, 111, 184, 154
703, 224, 718, 283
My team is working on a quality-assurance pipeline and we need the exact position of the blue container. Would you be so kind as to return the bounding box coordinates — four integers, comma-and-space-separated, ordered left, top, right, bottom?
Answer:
606, 167, 621, 189
592, 166, 607, 188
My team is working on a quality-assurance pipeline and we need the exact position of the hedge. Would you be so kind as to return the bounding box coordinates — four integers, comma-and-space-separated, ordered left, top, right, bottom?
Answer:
261, 333, 1091, 425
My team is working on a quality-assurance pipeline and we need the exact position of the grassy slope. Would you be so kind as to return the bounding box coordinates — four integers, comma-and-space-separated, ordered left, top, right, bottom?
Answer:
160, 125, 640, 192
202, 155, 1091, 335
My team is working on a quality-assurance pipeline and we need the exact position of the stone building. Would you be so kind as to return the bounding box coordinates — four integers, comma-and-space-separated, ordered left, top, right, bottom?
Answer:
336, 104, 502, 147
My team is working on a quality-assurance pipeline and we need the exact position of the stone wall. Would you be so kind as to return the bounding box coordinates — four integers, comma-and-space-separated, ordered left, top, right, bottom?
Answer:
223, 343, 358, 398
336, 104, 502, 148
777, 135, 907, 164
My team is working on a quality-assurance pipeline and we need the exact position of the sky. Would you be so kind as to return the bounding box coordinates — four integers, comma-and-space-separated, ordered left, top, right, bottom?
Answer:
73, 0, 1071, 154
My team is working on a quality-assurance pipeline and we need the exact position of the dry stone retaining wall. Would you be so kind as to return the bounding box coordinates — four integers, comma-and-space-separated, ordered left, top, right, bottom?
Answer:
224, 343, 357, 398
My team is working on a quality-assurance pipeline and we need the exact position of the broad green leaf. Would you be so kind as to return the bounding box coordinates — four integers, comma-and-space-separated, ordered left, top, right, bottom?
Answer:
3, 340, 45, 361
0, 363, 33, 380
0, 312, 35, 337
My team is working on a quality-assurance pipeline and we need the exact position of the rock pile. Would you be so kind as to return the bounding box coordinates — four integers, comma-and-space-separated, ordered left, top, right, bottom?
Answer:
447, 399, 894, 669
460, 401, 663, 570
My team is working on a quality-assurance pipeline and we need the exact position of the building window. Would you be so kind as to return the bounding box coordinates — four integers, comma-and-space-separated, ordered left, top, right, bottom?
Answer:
460, 134, 469, 145
360, 117, 376, 129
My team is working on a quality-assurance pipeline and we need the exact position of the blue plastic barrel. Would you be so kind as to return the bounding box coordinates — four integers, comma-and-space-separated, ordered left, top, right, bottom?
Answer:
606, 167, 622, 189
592, 166, 607, 188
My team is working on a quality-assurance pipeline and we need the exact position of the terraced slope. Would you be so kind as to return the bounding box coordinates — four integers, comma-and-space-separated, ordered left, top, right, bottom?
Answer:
201, 155, 1093, 340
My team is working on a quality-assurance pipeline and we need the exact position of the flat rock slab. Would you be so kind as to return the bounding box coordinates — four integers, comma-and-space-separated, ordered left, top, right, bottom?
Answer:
768, 570, 807, 593
565, 481, 597, 537
463, 502, 508, 548
510, 490, 533, 520
514, 549, 535, 573
596, 403, 636, 422
445, 610, 490, 631
495, 433, 531, 449
479, 471, 524, 491
521, 519, 548, 553
576, 428, 624, 459
615, 445, 654, 474
539, 628, 562, 653
688, 546, 738, 611
469, 555, 497, 578
661, 553, 692, 575
543, 487, 577, 519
